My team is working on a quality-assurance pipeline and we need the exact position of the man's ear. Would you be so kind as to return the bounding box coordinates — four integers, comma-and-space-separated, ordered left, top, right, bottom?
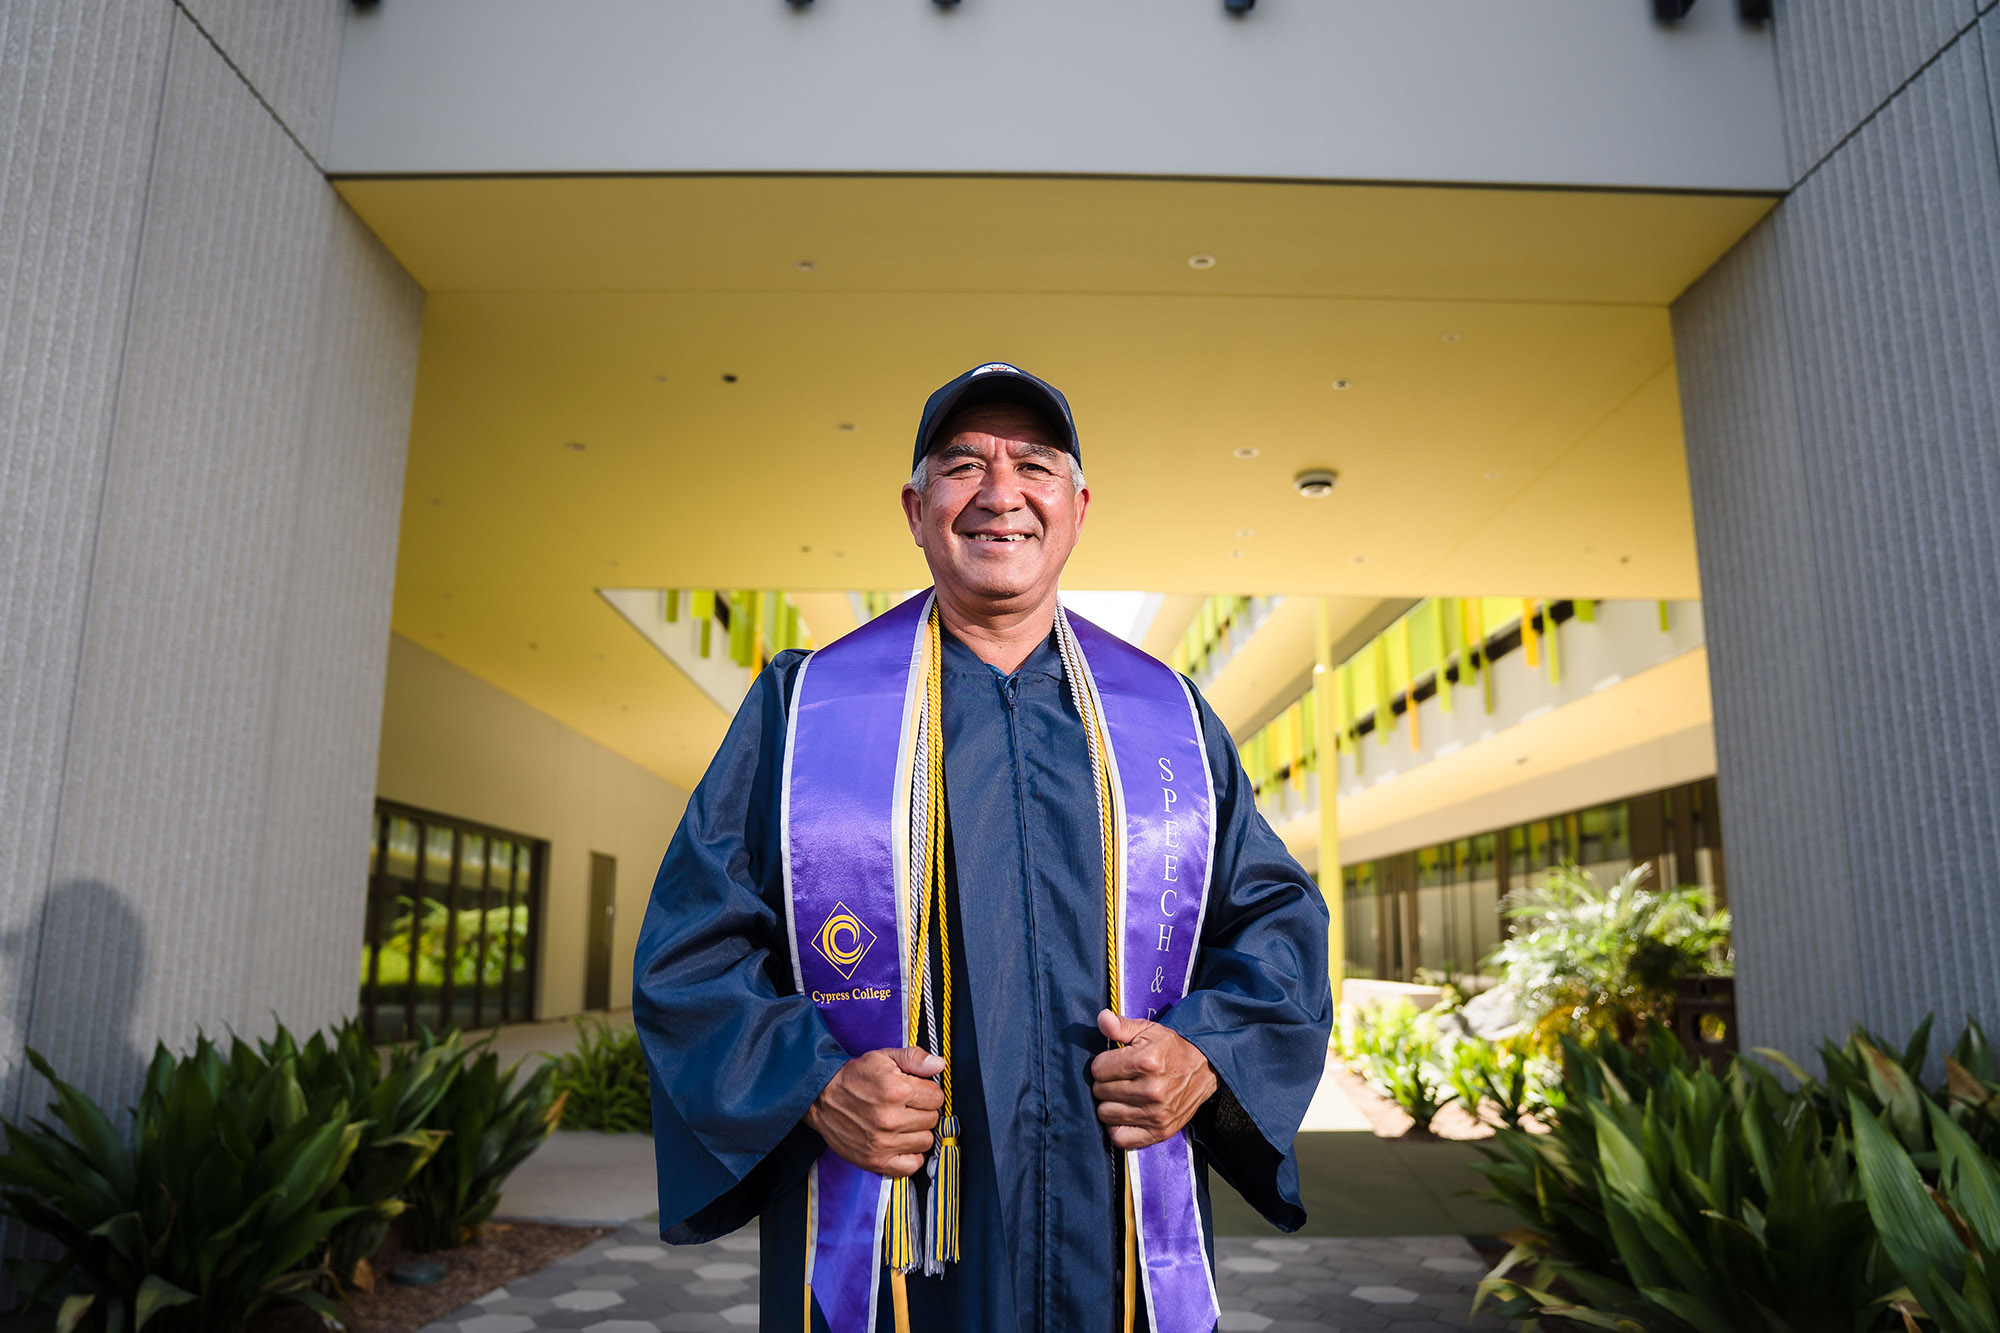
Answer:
901, 484, 926, 548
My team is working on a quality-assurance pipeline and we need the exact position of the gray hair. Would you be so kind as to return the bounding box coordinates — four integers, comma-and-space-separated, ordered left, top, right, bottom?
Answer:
908, 453, 1086, 495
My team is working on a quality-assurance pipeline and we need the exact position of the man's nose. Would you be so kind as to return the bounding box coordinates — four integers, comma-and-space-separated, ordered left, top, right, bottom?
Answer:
974, 462, 1026, 510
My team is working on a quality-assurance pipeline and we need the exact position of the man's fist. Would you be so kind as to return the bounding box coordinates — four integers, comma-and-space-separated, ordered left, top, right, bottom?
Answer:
805, 1046, 945, 1178
1089, 1010, 1217, 1150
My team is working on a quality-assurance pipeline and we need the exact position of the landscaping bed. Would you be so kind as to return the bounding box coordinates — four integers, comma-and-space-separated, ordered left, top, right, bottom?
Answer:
248, 1219, 609, 1333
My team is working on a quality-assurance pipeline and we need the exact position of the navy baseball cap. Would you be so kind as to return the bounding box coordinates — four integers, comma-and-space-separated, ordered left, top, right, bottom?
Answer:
911, 362, 1080, 471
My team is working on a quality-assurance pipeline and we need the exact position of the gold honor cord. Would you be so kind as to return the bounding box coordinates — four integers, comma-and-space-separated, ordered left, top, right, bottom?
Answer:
1053, 614, 1138, 1333
889, 607, 963, 1333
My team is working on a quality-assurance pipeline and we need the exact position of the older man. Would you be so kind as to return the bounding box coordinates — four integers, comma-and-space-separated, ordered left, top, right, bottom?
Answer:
635, 363, 1331, 1333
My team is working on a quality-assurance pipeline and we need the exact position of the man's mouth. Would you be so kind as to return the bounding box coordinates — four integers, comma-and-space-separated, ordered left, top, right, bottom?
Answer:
967, 532, 1032, 543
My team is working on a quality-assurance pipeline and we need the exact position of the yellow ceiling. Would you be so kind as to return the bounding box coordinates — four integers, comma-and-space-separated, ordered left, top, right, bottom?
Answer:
339, 174, 1771, 789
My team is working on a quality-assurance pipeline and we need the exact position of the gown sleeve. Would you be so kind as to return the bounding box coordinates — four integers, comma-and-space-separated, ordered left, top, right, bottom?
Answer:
1157, 685, 1335, 1232
633, 650, 851, 1244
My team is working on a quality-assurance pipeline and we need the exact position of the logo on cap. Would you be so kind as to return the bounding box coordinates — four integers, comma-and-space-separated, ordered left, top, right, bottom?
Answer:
971, 362, 1018, 376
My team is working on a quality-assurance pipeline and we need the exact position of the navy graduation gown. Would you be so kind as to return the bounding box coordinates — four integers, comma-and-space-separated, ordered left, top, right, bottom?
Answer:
633, 630, 1333, 1332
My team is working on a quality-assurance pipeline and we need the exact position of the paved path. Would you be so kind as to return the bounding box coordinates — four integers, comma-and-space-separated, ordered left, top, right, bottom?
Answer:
421, 1223, 1505, 1332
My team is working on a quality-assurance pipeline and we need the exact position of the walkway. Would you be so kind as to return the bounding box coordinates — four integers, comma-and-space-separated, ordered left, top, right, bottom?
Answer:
419, 1223, 1506, 1332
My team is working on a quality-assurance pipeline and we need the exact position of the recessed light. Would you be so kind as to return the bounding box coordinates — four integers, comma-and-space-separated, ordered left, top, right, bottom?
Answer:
1188, 254, 1217, 269
1293, 468, 1338, 497
837, 422, 857, 432
426, 496, 442, 506
800, 545, 813, 554
1331, 379, 1352, 391
652, 373, 669, 383
1350, 555, 1369, 565
1236, 528, 1254, 539
1230, 550, 1245, 559
1442, 332, 1461, 343
606, 559, 619, 568
1620, 555, 1632, 564
795, 260, 817, 273
1512, 755, 1529, 766
1483, 470, 1501, 480
1232, 446, 1260, 459
528, 642, 539, 651
721, 373, 739, 383
563, 441, 588, 452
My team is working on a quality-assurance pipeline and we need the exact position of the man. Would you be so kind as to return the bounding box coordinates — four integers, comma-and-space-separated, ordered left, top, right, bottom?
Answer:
635, 363, 1332, 1333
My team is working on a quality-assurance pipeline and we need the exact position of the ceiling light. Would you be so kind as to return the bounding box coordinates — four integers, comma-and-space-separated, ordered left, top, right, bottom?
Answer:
652, 373, 669, 383
1293, 468, 1338, 497
1512, 755, 1529, 766
1350, 555, 1369, 565
1442, 332, 1461, 343
426, 497, 441, 506
1331, 379, 1352, 391
1236, 528, 1254, 538
721, 373, 738, 383
1483, 470, 1501, 480
1232, 446, 1260, 459
1188, 254, 1217, 269
563, 441, 588, 452
1230, 550, 1245, 559
795, 260, 816, 273
837, 422, 857, 432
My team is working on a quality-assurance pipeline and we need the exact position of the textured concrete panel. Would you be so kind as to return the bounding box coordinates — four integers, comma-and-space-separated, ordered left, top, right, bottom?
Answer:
247, 201, 421, 1031
1772, 0, 1975, 179
0, 0, 172, 1105
1774, 38, 2000, 1044
1671, 221, 1862, 1061
29, 11, 344, 1107
180, 0, 348, 162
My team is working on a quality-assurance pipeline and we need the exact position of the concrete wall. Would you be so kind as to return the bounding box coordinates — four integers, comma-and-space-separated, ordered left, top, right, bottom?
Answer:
0, 0, 420, 1122
376, 636, 689, 1019
1673, 0, 2000, 1059
329, 0, 1786, 190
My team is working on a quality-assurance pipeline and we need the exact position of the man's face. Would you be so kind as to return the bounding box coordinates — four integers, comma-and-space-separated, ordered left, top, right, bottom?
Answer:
901, 404, 1090, 616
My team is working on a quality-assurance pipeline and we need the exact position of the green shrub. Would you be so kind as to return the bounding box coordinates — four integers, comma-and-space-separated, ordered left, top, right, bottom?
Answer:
1853, 1093, 2000, 1333
1476, 1024, 1894, 1331
1345, 1001, 1457, 1132
0, 1044, 365, 1332
547, 1018, 651, 1134
1445, 1035, 1547, 1130
401, 1034, 565, 1252
276, 1020, 454, 1288
1488, 862, 1730, 1046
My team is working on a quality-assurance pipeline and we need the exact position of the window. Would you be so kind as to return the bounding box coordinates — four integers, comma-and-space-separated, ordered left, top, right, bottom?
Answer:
362, 802, 545, 1040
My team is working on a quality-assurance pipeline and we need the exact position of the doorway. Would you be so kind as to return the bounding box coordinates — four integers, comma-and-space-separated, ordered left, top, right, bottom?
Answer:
586, 852, 616, 1012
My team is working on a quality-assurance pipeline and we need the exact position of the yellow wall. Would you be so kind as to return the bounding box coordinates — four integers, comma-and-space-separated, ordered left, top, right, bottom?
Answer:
375, 634, 688, 1020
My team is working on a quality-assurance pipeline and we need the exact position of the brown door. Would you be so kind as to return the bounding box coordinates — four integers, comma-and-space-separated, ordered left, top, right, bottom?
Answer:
586, 852, 616, 1011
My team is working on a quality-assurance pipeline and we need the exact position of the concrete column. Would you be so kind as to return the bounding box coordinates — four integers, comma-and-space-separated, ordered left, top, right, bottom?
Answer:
0, 0, 420, 1123
1672, 4, 2000, 1058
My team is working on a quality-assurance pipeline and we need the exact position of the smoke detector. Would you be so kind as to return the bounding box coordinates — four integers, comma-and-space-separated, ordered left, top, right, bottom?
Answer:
1293, 468, 1338, 498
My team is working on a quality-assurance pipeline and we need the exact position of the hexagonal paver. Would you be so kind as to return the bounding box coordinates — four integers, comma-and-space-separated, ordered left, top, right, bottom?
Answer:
720, 1304, 761, 1326
1251, 1237, 1312, 1254
1421, 1255, 1485, 1273
551, 1288, 626, 1311
658, 1316, 730, 1333
683, 1278, 752, 1296
473, 1287, 511, 1305
1217, 1313, 1272, 1332
1220, 1255, 1281, 1273
717, 1234, 760, 1252
696, 1261, 759, 1281
1351, 1285, 1421, 1304
605, 1243, 672, 1262
575, 1272, 639, 1291
582, 1323, 660, 1333
456, 1316, 537, 1333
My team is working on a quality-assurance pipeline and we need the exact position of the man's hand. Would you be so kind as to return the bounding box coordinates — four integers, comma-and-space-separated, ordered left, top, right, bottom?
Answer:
805, 1046, 944, 1178
1090, 1010, 1218, 1150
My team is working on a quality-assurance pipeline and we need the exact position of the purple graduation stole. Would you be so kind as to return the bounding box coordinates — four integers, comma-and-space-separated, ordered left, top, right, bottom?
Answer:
782, 591, 1222, 1333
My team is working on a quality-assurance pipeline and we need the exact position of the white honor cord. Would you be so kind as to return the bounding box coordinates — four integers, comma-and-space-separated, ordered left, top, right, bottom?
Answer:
1053, 614, 1111, 854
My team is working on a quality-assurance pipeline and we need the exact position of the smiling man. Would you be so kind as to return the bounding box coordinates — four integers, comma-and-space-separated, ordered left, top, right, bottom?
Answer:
634, 363, 1332, 1333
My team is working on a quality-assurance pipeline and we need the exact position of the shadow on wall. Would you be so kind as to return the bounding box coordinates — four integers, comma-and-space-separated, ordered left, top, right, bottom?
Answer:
0, 879, 152, 1300
1, 879, 152, 1124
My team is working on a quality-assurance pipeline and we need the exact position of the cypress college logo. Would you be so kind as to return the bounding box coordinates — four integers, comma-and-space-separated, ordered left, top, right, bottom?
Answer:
812, 901, 877, 981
